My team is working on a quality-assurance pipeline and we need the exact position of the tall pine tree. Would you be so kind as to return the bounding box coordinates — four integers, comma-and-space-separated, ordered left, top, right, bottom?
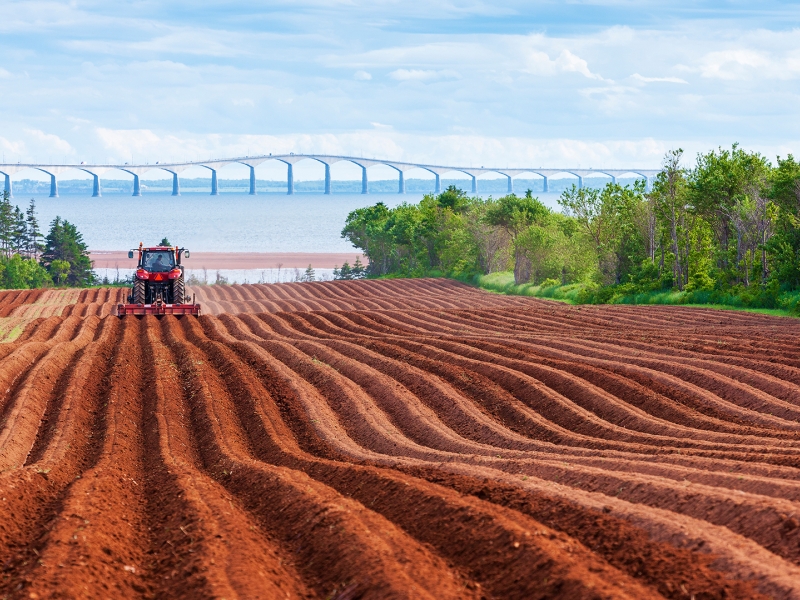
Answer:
0, 192, 13, 258
25, 199, 42, 260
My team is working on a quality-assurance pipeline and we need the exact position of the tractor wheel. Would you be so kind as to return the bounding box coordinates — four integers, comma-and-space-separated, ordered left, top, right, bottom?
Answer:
173, 275, 185, 304
133, 279, 146, 304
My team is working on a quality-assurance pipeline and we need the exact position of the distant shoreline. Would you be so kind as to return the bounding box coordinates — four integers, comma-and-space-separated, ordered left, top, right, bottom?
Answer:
90, 251, 365, 270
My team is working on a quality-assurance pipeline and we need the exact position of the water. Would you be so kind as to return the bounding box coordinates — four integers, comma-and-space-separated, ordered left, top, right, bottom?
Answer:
96, 267, 337, 285
22, 190, 569, 253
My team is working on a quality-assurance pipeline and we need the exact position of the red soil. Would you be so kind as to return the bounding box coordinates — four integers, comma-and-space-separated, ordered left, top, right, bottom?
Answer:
0, 279, 800, 598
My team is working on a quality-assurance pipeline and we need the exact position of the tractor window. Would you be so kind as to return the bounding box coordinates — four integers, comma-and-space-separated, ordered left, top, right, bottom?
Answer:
142, 251, 175, 272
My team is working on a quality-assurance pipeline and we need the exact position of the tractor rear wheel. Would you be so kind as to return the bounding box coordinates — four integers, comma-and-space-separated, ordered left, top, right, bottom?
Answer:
133, 279, 146, 304
173, 275, 185, 304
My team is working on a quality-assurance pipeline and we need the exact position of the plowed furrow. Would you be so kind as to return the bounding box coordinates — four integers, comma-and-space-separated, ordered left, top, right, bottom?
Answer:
141, 317, 309, 599
0, 317, 99, 470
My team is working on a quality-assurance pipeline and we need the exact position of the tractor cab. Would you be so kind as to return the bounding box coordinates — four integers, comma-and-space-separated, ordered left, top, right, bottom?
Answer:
142, 249, 176, 272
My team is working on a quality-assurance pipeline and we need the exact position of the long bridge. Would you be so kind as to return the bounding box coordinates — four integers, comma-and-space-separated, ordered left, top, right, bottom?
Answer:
0, 154, 659, 198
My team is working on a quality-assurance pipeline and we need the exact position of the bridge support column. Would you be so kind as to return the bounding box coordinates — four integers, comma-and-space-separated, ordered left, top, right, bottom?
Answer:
398, 171, 405, 194
471, 176, 477, 194
542, 176, 548, 193
287, 163, 294, 195
645, 176, 652, 193
49, 174, 58, 198
211, 170, 219, 195
507, 175, 513, 194
249, 166, 257, 195
171, 172, 180, 196
434, 174, 441, 194
361, 166, 368, 194
324, 163, 331, 194
3, 174, 11, 199
611, 175, 617, 185
91, 173, 101, 197
577, 176, 583, 190
132, 174, 141, 196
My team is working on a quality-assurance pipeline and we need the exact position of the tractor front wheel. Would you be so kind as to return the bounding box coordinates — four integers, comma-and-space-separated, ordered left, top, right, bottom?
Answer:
133, 279, 146, 304
173, 275, 185, 304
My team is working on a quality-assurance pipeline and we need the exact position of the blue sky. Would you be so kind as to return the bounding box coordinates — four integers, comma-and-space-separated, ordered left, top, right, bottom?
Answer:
1, 0, 800, 176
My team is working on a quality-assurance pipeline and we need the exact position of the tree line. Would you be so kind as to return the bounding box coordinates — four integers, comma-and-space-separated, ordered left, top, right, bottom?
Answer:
342, 144, 800, 310
0, 191, 94, 289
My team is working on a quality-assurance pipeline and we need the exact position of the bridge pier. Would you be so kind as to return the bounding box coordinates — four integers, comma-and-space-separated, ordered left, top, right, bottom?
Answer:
542, 176, 548, 193
507, 175, 513, 194
434, 173, 441, 194
398, 171, 405, 194
645, 176, 652, 192
132, 174, 141, 196
249, 166, 257, 195
361, 166, 368, 194
171, 172, 180, 196
3, 174, 11, 199
90, 173, 101, 197
49, 174, 58, 198
324, 164, 331, 194
211, 170, 219, 195
611, 175, 617, 185
471, 175, 477, 194
577, 176, 583, 190
287, 163, 294, 195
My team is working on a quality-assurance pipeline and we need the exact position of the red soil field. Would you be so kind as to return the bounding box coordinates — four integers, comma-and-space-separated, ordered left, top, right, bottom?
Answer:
0, 279, 799, 598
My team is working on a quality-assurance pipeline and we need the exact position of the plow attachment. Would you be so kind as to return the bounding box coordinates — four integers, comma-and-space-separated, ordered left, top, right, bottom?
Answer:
116, 303, 201, 317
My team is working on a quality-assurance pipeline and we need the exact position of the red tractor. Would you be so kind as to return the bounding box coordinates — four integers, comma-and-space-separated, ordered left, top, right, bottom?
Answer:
116, 243, 201, 316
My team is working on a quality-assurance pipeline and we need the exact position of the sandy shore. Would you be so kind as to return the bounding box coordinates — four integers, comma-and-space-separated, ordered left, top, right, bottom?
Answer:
90, 251, 365, 270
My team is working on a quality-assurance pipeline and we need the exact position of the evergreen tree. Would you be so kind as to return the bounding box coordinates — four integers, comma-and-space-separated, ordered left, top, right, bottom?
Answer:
351, 256, 366, 279
25, 199, 43, 260
334, 261, 353, 280
40, 217, 95, 286
159, 237, 171, 246
12, 206, 26, 256
303, 264, 316, 282
0, 192, 13, 258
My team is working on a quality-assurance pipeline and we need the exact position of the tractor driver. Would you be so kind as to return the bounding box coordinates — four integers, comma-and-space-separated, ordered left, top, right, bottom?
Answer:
152, 254, 166, 271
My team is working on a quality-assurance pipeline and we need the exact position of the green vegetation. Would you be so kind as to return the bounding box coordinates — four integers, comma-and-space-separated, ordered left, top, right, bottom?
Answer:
342, 144, 800, 315
0, 191, 94, 289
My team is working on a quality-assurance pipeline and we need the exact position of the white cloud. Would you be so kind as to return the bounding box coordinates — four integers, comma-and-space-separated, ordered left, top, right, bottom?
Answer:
631, 73, 688, 84
23, 129, 73, 155
0, 68, 11, 78
704, 49, 800, 80
388, 68, 460, 81
354, 70, 372, 80
555, 50, 604, 80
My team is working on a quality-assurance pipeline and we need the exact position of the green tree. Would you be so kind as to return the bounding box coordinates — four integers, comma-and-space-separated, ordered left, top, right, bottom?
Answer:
25, 199, 43, 260
766, 155, 800, 288
1, 254, 51, 289
342, 202, 393, 276
651, 149, 691, 290
689, 144, 771, 285
40, 217, 95, 286
484, 192, 550, 284
0, 192, 13, 258
49, 259, 70, 286
159, 237, 171, 246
